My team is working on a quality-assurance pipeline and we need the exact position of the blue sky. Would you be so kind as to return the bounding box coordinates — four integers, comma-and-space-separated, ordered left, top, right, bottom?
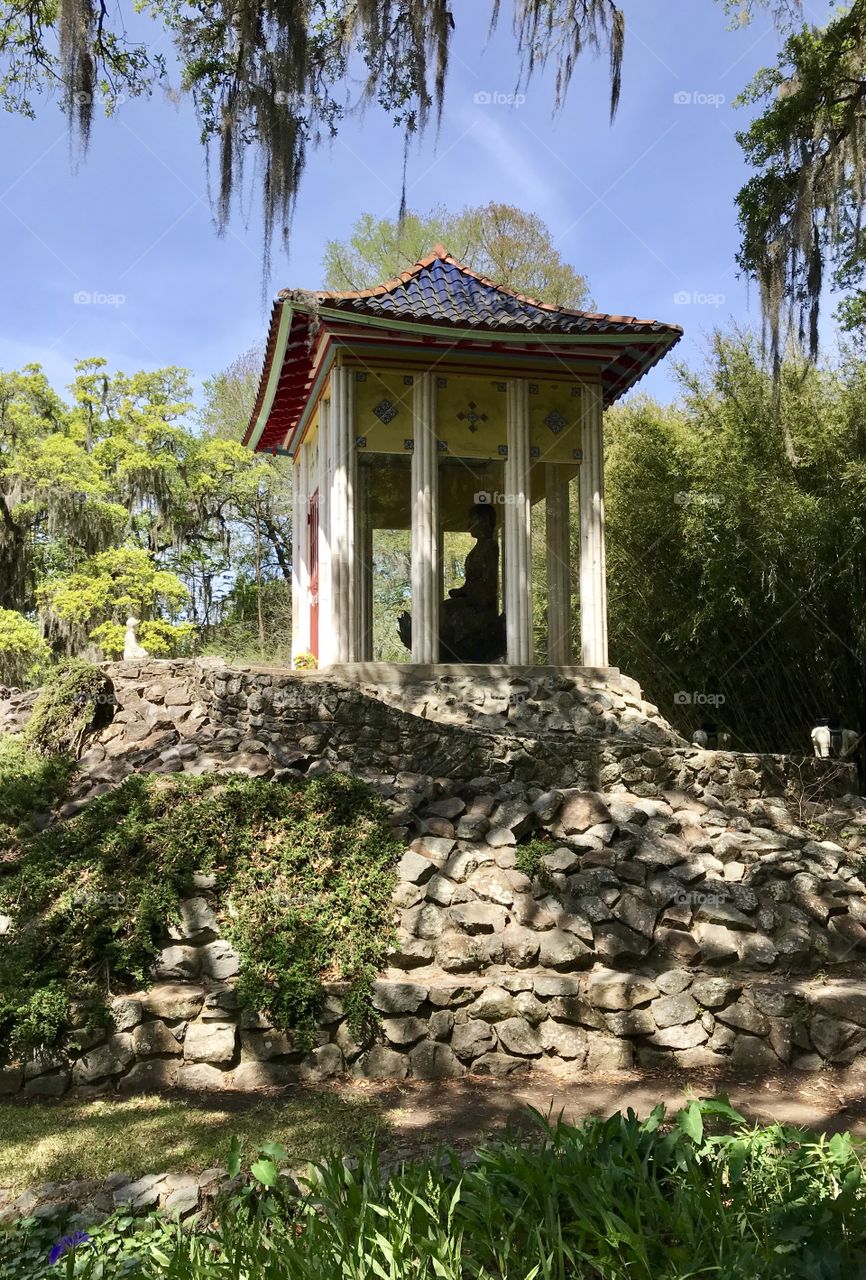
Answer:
0, 0, 835, 411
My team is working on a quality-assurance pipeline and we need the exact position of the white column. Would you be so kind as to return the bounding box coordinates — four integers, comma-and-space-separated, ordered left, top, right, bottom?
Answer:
356, 462, 373, 660
546, 463, 571, 664
292, 444, 311, 659
291, 454, 302, 662
411, 371, 439, 664
579, 381, 609, 667
328, 367, 357, 663
316, 400, 333, 666
505, 379, 533, 665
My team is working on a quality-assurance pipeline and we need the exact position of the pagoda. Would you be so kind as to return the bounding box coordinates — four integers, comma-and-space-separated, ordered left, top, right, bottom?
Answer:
244, 246, 681, 668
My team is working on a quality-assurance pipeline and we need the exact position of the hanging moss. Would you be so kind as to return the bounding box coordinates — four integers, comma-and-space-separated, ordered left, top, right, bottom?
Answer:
22, 659, 110, 758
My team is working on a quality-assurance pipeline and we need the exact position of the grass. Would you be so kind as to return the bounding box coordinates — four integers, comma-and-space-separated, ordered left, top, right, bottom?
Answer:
0, 1091, 384, 1193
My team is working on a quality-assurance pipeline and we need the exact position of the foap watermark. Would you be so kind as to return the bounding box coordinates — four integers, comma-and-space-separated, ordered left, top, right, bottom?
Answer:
474, 490, 520, 506
73, 290, 126, 308
673, 888, 726, 909
473, 90, 526, 108
274, 90, 316, 110
673, 90, 725, 108
74, 89, 126, 110
74, 691, 118, 707
674, 691, 726, 707
673, 290, 726, 307
674, 491, 723, 508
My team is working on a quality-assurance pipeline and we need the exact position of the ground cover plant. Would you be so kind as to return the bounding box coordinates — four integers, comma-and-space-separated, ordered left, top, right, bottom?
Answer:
3, 1099, 866, 1278
0, 762, 401, 1059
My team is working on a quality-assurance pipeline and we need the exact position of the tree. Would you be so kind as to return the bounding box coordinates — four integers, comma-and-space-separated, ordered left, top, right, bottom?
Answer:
197, 350, 293, 656
323, 204, 593, 307
0, 609, 51, 687
0, 1, 628, 269
605, 328, 866, 751
39, 546, 194, 656
736, 1, 866, 360
0, 355, 293, 665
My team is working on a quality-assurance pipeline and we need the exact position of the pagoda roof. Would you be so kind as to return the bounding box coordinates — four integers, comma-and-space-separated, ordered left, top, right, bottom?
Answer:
244, 245, 682, 452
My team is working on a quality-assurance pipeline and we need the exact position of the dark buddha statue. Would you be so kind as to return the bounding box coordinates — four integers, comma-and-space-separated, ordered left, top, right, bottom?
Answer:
398, 502, 506, 662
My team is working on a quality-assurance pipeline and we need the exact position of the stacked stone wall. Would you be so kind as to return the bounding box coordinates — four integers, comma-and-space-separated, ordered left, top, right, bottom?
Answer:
0, 658, 863, 1093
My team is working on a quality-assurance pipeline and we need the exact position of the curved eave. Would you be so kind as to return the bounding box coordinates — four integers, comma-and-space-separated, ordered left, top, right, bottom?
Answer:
244, 301, 683, 455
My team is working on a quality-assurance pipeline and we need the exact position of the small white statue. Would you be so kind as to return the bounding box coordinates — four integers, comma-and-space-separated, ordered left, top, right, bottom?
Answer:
717, 730, 732, 749
811, 722, 832, 758
691, 728, 709, 748
123, 616, 150, 660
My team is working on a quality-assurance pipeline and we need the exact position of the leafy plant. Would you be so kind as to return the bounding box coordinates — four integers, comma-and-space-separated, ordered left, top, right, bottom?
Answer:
4, 1102, 866, 1278
0, 609, 51, 688
515, 837, 559, 897
0, 770, 400, 1059
22, 660, 109, 758
0, 736, 73, 847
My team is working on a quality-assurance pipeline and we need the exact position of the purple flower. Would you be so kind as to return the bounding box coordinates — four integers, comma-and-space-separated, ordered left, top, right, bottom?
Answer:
48, 1230, 91, 1265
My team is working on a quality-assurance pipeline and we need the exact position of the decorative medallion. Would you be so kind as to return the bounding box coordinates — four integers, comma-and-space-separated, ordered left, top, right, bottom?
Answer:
457, 400, 488, 433
498, 444, 508, 456
355, 372, 367, 382
403, 375, 414, 385
544, 409, 568, 435
437, 440, 448, 452
494, 381, 506, 393
573, 448, 584, 461
356, 435, 367, 449
403, 438, 414, 451
436, 376, 448, 388
529, 383, 539, 394
530, 446, 540, 459
373, 399, 398, 423
571, 384, 581, 396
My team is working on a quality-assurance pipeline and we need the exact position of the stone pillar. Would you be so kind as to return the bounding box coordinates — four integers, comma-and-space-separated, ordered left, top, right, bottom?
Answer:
356, 462, 374, 660
545, 463, 571, 664
411, 372, 439, 664
579, 381, 609, 667
505, 379, 533, 665
328, 367, 357, 663
315, 401, 333, 666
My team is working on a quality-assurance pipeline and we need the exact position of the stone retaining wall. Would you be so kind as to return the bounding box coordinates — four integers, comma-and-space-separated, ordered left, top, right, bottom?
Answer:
10, 962, 866, 1099
1, 658, 864, 1093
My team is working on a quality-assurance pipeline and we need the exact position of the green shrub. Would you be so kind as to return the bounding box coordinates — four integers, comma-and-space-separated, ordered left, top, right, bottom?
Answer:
514, 836, 559, 897
23, 660, 108, 757
3, 1101, 866, 1278
0, 609, 51, 689
0, 737, 73, 836
0, 771, 400, 1059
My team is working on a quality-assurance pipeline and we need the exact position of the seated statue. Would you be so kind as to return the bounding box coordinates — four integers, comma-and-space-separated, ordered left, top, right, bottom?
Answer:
398, 503, 506, 662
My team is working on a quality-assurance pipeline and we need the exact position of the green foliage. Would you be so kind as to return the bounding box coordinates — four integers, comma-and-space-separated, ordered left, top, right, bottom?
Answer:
90, 618, 197, 659
0, 770, 400, 1059
0, 736, 73, 853
0, 357, 291, 665
5, 1101, 866, 1277
324, 204, 593, 307
0, 2, 624, 268
40, 547, 192, 656
22, 660, 108, 758
0, 609, 50, 688
514, 837, 559, 897
605, 331, 866, 750
736, 0, 866, 357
